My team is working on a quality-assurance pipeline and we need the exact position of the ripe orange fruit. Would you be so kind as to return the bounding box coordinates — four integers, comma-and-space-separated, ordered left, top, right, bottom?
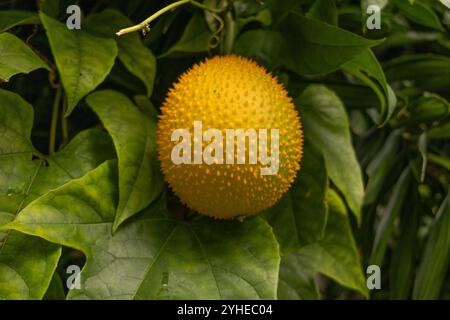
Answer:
157, 55, 303, 219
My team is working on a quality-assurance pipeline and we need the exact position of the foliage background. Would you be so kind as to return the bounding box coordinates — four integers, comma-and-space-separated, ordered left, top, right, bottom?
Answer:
0, 0, 449, 300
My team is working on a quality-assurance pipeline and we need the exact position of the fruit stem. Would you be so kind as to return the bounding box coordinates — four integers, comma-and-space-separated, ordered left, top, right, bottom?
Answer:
116, 0, 222, 36
49, 85, 62, 155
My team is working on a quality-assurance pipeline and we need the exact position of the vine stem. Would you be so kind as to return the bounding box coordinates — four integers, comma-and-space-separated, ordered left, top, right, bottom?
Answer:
49, 85, 62, 154
61, 94, 69, 149
116, 0, 223, 36
223, 9, 236, 54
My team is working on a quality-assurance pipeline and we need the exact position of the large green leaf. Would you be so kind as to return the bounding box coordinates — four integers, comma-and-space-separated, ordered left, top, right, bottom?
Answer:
0, 33, 49, 81
295, 85, 364, 221
0, 89, 115, 299
39, 12, 118, 115
0, 11, 37, 33
263, 143, 328, 253
278, 13, 382, 75
86, 90, 163, 231
234, 13, 381, 77
5, 161, 280, 300
85, 9, 156, 96
278, 189, 367, 299
413, 193, 450, 299
0, 228, 61, 300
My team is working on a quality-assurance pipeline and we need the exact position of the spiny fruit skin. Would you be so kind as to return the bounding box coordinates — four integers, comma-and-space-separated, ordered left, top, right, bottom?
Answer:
157, 55, 303, 219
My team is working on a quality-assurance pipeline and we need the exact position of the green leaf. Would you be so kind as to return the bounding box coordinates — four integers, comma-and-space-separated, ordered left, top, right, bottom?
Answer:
85, 9, 157, 96
413, 193, 450, 299
233, 29, 286, 68
263, 143, 328, 253
0, 32, 49, 81
86, 90, 163, 231
39, 11, 118, 115
264, 0, 299, 25
389, 195, 420, 299
0, 89, 115, 299
133, 95, 159, 121
278, 189, 368, 299
278, 13, 382, 76
343, 49, 397, 124
384, 55, 450, 92
235, 14, 381, 76
295, 85, 364, 221
408, 93, 449, 124
428, 122, 450, 140
0, 10, 37, 33
43, 273, 66, 300
278, 253, 319, 299
6, 161, 280, 299
159, 14, 211, 58
306, 0, 338, 26
364, 129, 402, 205
0, 230, 61, 300
428, 153, 450, 171
370, 167, 412, 267
394, 0, 444, 31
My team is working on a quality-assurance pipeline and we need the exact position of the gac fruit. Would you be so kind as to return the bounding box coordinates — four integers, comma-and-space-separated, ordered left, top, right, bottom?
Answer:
157, 55, 303, 219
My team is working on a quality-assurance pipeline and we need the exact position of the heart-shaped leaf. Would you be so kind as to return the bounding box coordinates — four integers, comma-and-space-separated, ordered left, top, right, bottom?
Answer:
0, 88, 115, 299
6, 161, 280, 299
39, 11, 118, 115
0, 33, 49, 81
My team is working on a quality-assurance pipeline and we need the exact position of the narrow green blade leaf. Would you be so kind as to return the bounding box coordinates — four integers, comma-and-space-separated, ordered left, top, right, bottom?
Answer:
389, 195, 420, 299
413, 194, 450, 299
364, 129, 402, 205
394, 0, 444, 31
370, 167, 412, 267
